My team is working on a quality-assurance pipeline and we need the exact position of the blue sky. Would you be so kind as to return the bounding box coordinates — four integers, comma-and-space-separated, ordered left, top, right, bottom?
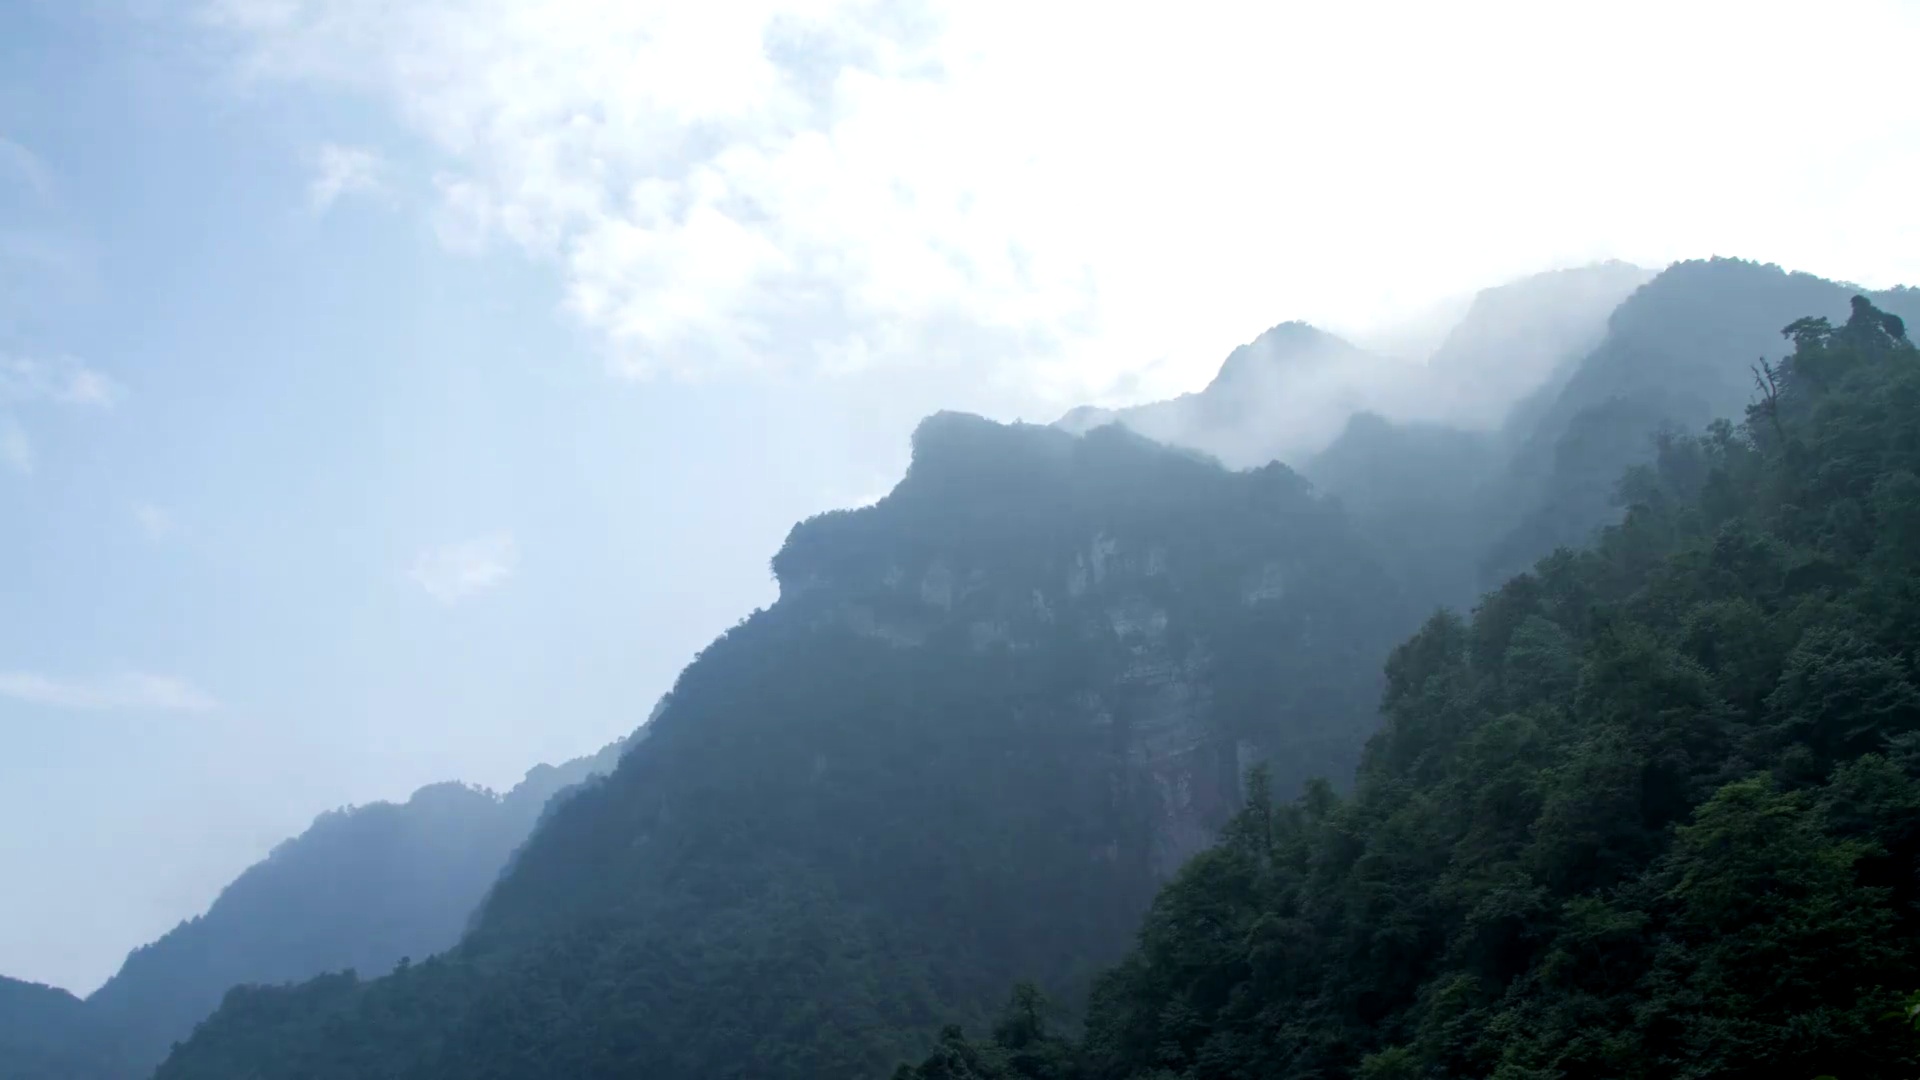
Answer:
5, 0, 1920, 994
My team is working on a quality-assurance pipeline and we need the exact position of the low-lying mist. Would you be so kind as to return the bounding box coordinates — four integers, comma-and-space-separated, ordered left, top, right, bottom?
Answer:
1057, 260, 1656, 468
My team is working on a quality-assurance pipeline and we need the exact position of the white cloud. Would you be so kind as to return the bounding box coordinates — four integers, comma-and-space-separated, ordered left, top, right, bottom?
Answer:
0, 357, 122, 477
133, 502, 178, 540
0, 355, 123, 408
410, 532, 517, 603
201, 0, 1920, 404
307, 142, 386, 212
0, 671, 220, 713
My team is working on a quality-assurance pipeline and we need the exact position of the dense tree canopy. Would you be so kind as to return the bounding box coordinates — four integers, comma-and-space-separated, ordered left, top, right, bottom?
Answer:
896, 297, 1920, 1080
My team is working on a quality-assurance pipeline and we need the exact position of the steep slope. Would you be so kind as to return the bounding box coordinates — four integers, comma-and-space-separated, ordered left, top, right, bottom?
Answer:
1480, 258, 1920, 582
157, 415, 1422, 1080
897, 302, 1920, 1078
1306, 260, 1920, 607
0, 737, 628, 1080
1417, 259, 1653, 429
0, 978, 122, 1080
1304, 412, 1501, 614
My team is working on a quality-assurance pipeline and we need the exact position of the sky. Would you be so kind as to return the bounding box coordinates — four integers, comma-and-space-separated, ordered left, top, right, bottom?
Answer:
3, 0, 1919, 996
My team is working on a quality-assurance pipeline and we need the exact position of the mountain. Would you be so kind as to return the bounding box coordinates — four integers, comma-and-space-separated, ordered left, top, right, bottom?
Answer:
1059, 263, 1651, 472
1303, 412, 1502, 613
155, 414, 1425, 1080
894, 302, 1920, 1078
0, 978, 120, 1080
1478, 258, 1920, 583
1299, 260, 1920, 614
1058, 322, 1401, 468
0, 737, 629, 1080
1416, 259, 1654, 430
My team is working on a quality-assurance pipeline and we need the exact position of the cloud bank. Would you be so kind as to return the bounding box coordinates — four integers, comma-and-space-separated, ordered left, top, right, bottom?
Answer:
202, 0, 1920, 404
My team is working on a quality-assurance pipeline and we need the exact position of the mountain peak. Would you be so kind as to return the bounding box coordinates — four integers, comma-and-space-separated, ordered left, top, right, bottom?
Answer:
1208, 321, 1358, 392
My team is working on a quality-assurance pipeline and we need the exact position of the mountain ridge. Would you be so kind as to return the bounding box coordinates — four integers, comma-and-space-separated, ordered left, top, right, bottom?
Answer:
0, 736, 631, 1080
1056, 261, 1651, 470
155, 411, 1426, 1080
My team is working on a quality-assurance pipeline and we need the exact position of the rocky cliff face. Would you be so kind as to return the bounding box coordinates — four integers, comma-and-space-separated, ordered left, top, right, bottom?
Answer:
767, 413, 1411, 875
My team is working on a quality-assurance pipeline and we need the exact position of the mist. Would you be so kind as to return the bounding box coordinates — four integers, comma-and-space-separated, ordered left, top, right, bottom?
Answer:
1056, 261, 1656, 470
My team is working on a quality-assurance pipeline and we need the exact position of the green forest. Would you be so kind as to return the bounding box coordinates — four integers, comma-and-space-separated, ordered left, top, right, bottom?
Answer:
895, 299, 1920, 1079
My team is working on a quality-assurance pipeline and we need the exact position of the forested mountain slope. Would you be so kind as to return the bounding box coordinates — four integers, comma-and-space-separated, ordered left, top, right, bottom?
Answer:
898, 297, 1920, 1079
1304, 413, 1501, 613
0, 738, 627, 1080
156, 415, 1423, 1080
1478, 259, 1920, 583
1308, 260, 1920, 612
0, 978, 120, 1080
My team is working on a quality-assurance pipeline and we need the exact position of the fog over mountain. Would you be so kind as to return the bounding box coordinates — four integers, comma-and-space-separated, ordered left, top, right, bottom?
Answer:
1057, 262, 1654, 468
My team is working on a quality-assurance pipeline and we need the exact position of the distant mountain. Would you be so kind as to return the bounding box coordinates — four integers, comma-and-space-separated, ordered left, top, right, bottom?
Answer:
1479, 258, 1920, 583
1304, 412, 1502, 613
0, 978, 119, 1080
1058, 321, 1401, 467
156, 413, 1424, 1080
1060, 262, 1651, 470
1297, 260, 1920, 604
0, 736, 630, 1080
1417, 259, 1654, 429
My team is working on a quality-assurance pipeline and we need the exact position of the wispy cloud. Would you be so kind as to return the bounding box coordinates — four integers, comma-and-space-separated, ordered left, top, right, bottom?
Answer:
410, 532, 517, 604
0, 355, 123, 408
0, 356, 122, 478
0, 135, 54, 200
0, 671, 220, 713
307, 143, 385, 212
